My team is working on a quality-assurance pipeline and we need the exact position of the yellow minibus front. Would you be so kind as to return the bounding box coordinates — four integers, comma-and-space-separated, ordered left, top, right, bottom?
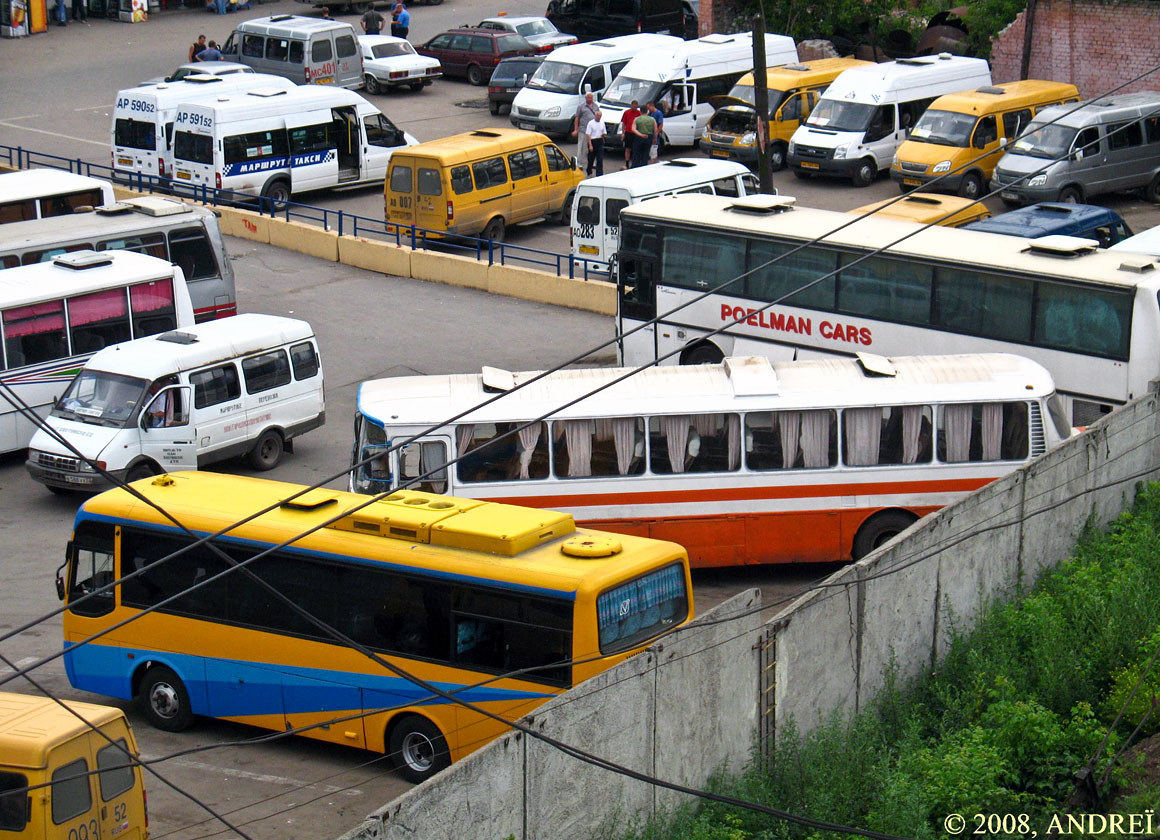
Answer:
0, 692, 149, 840
891, 79, 1080, 198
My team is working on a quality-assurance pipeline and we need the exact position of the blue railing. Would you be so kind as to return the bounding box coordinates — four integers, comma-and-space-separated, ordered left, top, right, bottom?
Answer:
0, 143, 610, 282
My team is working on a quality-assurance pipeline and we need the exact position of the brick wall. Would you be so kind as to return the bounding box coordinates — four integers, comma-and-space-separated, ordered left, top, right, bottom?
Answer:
991, 0, 1160, 95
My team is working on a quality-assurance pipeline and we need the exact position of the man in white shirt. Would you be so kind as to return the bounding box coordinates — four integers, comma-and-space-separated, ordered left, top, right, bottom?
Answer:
585, 109, 607, 177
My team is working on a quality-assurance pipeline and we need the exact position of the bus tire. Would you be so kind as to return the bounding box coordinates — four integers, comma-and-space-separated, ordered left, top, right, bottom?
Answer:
138, 666, 194, 732
126, 462, 157, 484
957, 171, 984, 200
482, 216, 506, 242
389, 715, 450, 784
365, 74, 382, 95
261, 178, 291, 211
768, 141, 787, 171
1146, 172, 1160, 204
467, 64, 486, 86
1057, 185, 1083, 204
851, 158, 877, 188
852, 510, 918, 560
556, 190, 575, 225
248, 430, 284, 471
680, 342, 724, 365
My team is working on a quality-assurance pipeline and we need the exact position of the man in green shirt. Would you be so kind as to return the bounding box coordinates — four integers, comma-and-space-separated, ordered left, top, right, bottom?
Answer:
630, 105, 657, 168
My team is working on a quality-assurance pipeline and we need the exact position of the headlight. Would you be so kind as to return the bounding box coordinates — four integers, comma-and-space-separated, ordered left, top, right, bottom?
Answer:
788, 140, 796, 154
740, 132, 756, 145
542, 105, 560, 118
891, 153, 899, 166
1027, 173, 1047, 186
833, 144, 850, 160
933, 160, 951, 173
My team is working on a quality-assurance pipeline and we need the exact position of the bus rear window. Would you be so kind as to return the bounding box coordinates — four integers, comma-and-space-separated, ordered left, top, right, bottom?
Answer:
168, 228, 218, 281
417, 168, 442, 196
114, 119, 157, 152
597, 563, 688, 653
173, 131, 213, 165
389, 164, 412, 193
129, 279, 177, 337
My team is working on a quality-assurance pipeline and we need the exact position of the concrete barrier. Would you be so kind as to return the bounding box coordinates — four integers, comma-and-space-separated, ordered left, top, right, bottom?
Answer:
409, 250, 490, 291
216, 207, 272, 245
337, 236, 412, 278
268, 218, 340, 262
488, 263, 617, 315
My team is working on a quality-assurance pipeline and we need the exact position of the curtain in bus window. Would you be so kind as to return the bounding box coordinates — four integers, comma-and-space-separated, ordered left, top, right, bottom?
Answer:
517, 423, 541, 479
654, 415, 690, 474
612, 417, 639, 475
747, 241, 837, 309
902, 405, 925, 464
129, 279, 176, 337
981, 403, 1003, 461
779, 410, 800, 469
3, 300, 66, 367
661, 230, 745, 292
800, 410, 832, 468
563, 418, 594, 477
69, 288, 131, 354
681, 413, 740, 472
456, 424, 474, 455
1032, 282, 1130, 359
943, 404, 972, 462
837, 255, 931, 325
932, 267, 1032, 343
844, 406, 881, 466
726, 414, 740, 470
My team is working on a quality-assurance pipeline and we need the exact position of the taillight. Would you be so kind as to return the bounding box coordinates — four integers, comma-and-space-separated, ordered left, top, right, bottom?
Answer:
446, 200, 454, 222
538, 44, 552, 53
215, 172, 222, 190
637, 22, 642, 31
159, 157, 166, 177
489, 86, 501, 93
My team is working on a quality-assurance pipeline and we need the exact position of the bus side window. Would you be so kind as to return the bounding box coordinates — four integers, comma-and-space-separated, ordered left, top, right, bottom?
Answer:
0, 199, 37, 224
3, 298, 67, 366
168, 228, 219, 281
67, 521, 116, 618
938, 402, 1027, 463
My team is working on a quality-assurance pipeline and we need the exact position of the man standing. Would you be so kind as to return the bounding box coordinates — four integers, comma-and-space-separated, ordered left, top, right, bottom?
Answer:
361, 5, 384, 35
571, 91, 597, 175
585, 109, 606, 177
391, 1, 409, 38
619, 99, 640, 169
188, 34, 207, 61
71, 0, 86, 22
630, 104, 657, 169
196, 40, 224, 61
648, 101, 664, 164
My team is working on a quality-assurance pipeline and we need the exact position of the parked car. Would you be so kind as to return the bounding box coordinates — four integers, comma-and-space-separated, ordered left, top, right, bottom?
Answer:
417, 27, 537, 85
477, 16, 578, 53
139, 61, 254, 86
488, 55, 545, 115
359, 34, 442, 93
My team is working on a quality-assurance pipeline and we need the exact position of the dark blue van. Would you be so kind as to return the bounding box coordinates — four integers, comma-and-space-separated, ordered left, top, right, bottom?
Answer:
964, 202, 1133, 247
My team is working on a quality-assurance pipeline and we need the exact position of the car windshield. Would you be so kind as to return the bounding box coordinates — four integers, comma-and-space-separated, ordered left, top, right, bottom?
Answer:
804, 99, 875, 132
527, 60, 585, 93
724, 82, 756, 106
1011, 122, 1078, 159
494, 60, 538, 83
908, 109, 976, 147
169, 67, 199, 81
602, 76, 662, 108
516, 20, 556, 36
52, 370, 150, 428
370, 41, 416, 58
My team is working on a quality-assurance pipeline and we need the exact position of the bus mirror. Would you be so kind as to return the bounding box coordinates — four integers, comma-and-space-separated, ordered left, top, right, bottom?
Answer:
56, 554, 69, 601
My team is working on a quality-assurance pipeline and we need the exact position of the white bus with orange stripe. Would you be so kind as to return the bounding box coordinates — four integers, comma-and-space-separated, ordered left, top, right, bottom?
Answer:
350, 353, 1072, 567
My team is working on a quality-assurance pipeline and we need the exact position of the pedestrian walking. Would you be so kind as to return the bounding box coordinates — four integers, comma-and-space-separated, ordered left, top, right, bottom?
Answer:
619, 99, 640, 169
188, 34, 207, 61
571, 91, 597, 174
71, 0, 86, 23
361, 6, 384, 34
585, 109, 606, 177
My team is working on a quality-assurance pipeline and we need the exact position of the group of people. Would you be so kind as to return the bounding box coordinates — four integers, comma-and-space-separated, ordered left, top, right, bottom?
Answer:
571, 93, 664, 177
360, 2, 409, 38
188, 33, 223, 60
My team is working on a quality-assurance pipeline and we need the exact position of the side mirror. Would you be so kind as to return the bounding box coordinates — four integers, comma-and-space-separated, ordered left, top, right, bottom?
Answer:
520, 73, 529, 84
56, 555, 69, 602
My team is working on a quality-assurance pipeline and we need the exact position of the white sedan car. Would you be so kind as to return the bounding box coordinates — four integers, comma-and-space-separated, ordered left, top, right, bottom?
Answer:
358, 35, 442, 94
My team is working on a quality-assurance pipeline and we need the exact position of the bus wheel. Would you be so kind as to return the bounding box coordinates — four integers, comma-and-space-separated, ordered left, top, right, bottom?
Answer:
389, 715, 450, 784
365, 74, 382, 95
958, 172, 984, 200
138, 666, 194, 732
248, 430, 284, 471
126, 462, 157, 483
768, 142, 787, 172
1057, 185, 1083, 204
852, 511, 918, 560
851, 159, 877, 188
467, 64, 486, 86
261, 179, 291, 211
482, 216, 506, 242
680, 343, 724, 365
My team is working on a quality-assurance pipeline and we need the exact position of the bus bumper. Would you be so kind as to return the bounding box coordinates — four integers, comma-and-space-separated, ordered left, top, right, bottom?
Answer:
787, 154, 865, 179
25, 457, 125, 493
890, 168, 962, 193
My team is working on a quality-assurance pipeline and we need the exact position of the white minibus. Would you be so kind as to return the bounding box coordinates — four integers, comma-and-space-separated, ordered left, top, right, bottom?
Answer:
598, 32, 799, 149
787, 54, 992, 186
26, 313, 325, 492
509, 33, 682, 137
0, 196, 236, 323
1109, 224, 1160, 258
0, 170, 115, 225
111, 73, 296, 184
222, 15, 364, 89
571, 157, 759, 270
0, 250, 195, 454
171, 86, 418, 206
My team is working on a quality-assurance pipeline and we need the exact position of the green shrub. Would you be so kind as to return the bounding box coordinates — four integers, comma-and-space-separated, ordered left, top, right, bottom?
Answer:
1102, 626, 1160, 738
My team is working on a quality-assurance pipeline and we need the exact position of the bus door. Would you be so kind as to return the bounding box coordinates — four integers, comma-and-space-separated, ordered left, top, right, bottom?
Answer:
615, 240, 658, 361
137, 385, 197, 473
286, 113, 339, 194
396, 437, 450, 494
360, 110, 406, 183
42, 734, 100, 840
331, 106, 361, 182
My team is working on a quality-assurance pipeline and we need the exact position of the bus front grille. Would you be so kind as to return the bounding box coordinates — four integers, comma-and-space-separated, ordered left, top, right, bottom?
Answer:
35, 452, 80, 472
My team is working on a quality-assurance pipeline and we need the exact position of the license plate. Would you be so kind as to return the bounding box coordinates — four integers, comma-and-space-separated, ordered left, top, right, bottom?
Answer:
315, 77, 334, 85
176, 171, 191, 180
903, 178, 920, 186
711, 149, 729, 158
519, 122, 535, 130
579, 245, 599, 255
801, 161, 819, 170
117, 157, 133, 166
65, 474, 94, 485
1000, 190, 1018, 201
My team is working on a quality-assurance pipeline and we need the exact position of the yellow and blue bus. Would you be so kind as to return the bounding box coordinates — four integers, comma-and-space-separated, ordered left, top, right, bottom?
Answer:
58, 471, 693, 783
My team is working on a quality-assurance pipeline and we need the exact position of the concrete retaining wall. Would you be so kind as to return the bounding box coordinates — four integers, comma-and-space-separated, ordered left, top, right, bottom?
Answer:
339, 392, 1160, 840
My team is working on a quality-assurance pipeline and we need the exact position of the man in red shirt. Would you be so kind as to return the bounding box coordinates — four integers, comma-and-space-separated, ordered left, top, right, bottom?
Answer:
620, 99, 641, 169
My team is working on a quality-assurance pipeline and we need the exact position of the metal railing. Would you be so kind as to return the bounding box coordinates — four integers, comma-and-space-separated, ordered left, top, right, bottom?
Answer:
0, 143, 611, 282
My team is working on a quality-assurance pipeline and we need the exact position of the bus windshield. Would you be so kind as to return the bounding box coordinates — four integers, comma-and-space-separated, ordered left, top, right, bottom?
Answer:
53, 370, 150, 428
908, 110, 976, 147
805, 99, 874, 132
527, 60, 585, 94
1011, 122, 1077, 158
602, 76, 663, 108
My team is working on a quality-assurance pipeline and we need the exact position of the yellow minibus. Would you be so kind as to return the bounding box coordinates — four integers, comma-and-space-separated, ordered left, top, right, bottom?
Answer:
891, 80, 1079, 198
848, 192, 992, 228
384, 128, 584, 242
0, 692, 149, 840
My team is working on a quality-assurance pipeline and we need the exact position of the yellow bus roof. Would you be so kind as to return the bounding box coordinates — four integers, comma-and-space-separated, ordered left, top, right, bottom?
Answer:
735, 57, 873, 91
0, 692, 127, 770
78, 472, 686, 595
390, 128, 553, 167
849, 193, 991, 228
926, 79, 1080, 116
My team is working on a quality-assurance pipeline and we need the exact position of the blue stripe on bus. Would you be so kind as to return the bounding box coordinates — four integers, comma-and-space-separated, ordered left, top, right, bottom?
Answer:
64, 642, 555, 718
221, 150, 337, 178
71, 512, 577, 601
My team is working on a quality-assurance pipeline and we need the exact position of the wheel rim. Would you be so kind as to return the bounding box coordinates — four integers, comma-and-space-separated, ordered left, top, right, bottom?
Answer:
858, 163, 874, 184
259, 436, 278, 464
150, 682, 181, 720
770, 145, 785, 169
963, 176, 980, 199
401, 731, 434, 772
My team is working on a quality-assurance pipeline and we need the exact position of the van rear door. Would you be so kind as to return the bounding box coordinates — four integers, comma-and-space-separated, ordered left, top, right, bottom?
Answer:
286, 110, 339, 193
92, 721, 147, 840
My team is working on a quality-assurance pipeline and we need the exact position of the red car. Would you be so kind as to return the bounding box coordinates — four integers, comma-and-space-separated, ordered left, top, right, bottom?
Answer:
416, 27, 536, 85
